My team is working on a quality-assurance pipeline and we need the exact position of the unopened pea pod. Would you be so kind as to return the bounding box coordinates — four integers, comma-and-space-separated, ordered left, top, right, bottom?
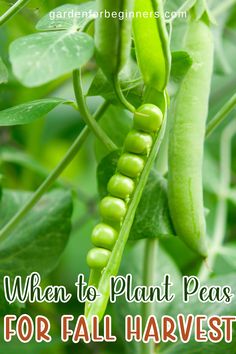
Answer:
168, 19, 214, 258
95, 0, 134, 80
133, 0, 171, 92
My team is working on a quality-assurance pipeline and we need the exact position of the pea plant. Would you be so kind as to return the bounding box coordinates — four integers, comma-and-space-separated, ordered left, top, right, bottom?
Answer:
0, 0, 236, 353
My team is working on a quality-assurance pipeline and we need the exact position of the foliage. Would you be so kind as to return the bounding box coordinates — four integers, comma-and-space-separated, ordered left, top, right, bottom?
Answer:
0, 0, 236, 353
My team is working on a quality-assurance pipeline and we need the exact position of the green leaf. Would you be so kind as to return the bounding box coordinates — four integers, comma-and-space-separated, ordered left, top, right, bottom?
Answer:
9, 31, 94, 87
168, 51, 193, 96
36, 2, 97, 31
226, 3, 236, 29
218, 243, 236, 269
0, 57, 8, 84
87, 69, 115, 99
0, 146, 49, 178
97, 150, 120, 197
0, 98, 69, 126
0, 338, 61, 354
0, 188, 72, 314
228, 189, 236, 204
130, 171, 175, 240
0, 178, 2, 201
170, 51, 193, 82
0, 189, 72, 277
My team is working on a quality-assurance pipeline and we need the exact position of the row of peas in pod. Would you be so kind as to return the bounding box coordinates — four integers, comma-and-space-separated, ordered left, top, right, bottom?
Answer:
87, 104, 163, 271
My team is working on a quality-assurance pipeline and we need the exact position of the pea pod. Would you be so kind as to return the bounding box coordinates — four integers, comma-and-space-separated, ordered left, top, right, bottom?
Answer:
86, 0, 170, 325
168, 19, 214, 258
85, 100, 167, 324
95, 0, 134, 81
133, 0, 171, 92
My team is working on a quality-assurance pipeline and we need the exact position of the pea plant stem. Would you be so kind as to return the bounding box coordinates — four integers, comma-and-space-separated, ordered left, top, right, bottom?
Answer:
0, 102, 109, 242
199, 119, 236, 281
168, 0, 196, 23
177, 0, 196, 12
142, 132, 168, 354
73, 70, 117, 152
205, 93, 236, 138
113, 76, 136, 113
0, 0, 30, 26
142, 238, 158, 354
212, 0, 236, 16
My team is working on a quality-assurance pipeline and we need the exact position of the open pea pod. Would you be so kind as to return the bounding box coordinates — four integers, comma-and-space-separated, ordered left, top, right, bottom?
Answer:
85, 92, 168, 325
85, 0, 171, 326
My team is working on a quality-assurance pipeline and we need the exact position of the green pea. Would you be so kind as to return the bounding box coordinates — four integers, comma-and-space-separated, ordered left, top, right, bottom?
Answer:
124, 130, 153, 155
87, 247, 111, 269
117, 153, 144, 178
100, 196, 127, 222
134, 104, 163, 132
91, 223, 118, 250
107, 174, 135, 199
